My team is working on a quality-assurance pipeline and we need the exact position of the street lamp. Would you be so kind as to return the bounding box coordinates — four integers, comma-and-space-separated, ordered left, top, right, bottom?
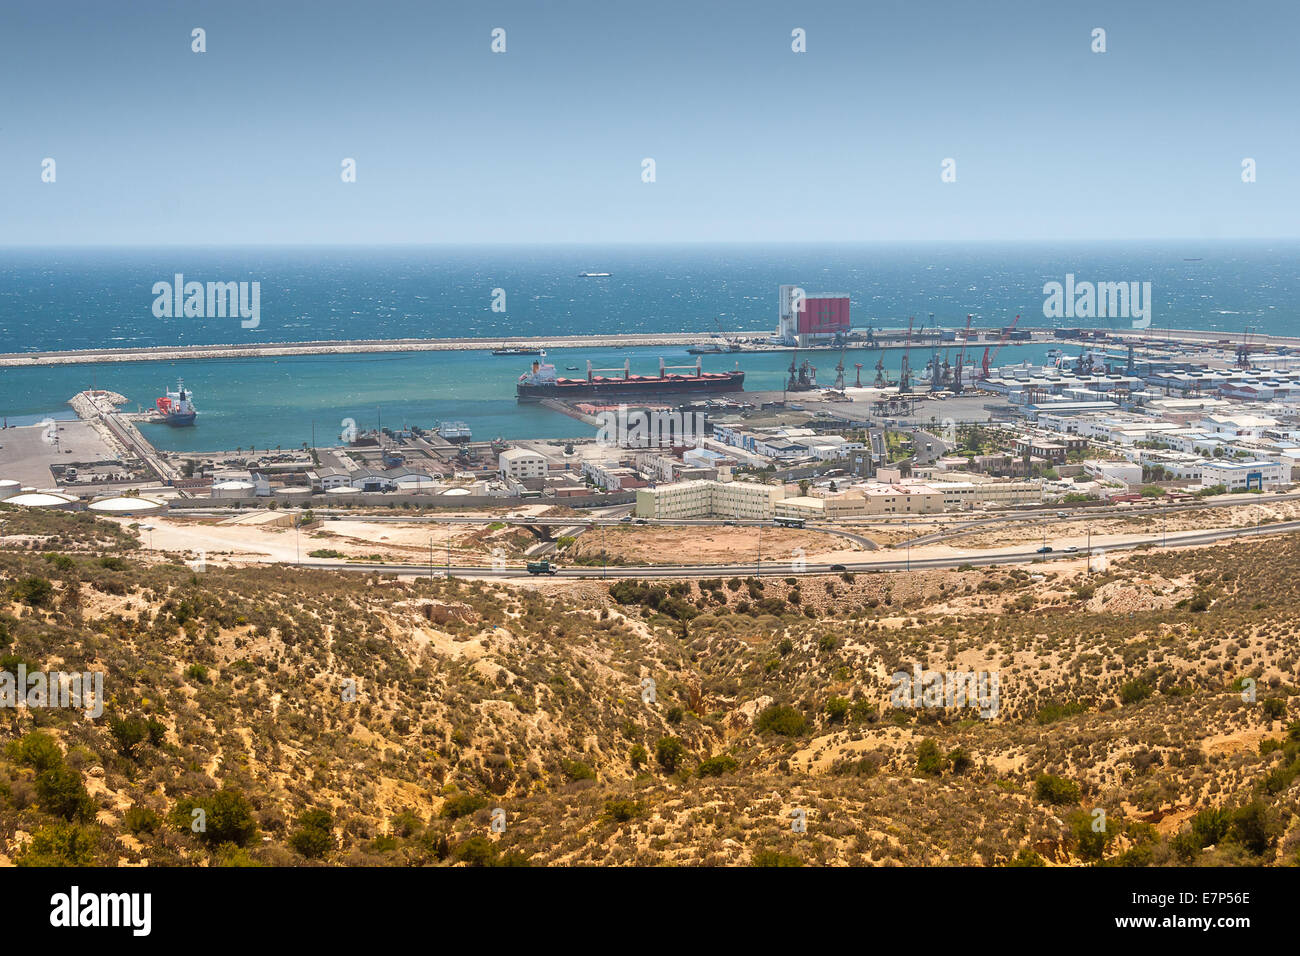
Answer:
141, 524, 154, 552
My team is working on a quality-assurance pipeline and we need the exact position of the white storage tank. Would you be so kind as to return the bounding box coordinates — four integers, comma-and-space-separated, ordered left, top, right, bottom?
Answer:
4, 492, 79, 510
0, 479, 21, 500
211, 480, 255, 499
274, 486, 313, 501
88, 495, 167, 517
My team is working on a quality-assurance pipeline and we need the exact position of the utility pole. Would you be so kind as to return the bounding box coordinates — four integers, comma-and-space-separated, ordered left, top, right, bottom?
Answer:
1086, 527, 1092, 574
756, 518, 762, 577
906, 519, 911, 572
446, 529, 452, 580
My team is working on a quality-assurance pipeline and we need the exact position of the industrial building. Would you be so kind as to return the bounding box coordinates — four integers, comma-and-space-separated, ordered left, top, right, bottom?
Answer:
775, 284, 851, 346
498, 448, 547, 480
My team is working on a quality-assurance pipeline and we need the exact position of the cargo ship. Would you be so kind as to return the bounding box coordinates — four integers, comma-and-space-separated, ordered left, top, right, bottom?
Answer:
491, 344, 543, 356
516, 356, 744, 402
155, 379, 197, 426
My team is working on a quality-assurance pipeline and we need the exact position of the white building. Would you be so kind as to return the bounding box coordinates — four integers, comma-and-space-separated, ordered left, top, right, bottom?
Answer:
498, 448, 547, 480
1198, 459, 1287, 491
635, 479, 784, 520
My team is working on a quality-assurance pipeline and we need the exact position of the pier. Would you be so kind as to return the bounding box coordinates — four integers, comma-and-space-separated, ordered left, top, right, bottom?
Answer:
3, 326, 1296, 368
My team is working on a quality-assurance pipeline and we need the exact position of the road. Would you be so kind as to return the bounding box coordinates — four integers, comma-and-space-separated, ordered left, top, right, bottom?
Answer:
281, 517, 1300, 580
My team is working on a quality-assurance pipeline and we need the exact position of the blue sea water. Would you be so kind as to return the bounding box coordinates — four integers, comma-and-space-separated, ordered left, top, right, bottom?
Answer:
1, 242, 1296, 451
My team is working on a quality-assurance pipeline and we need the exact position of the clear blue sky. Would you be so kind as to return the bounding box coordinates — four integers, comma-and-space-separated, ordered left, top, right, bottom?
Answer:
1, 0, 1295, 244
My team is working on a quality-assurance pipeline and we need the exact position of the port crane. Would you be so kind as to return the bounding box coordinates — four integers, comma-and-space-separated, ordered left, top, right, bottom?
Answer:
1235, 327, 1254, 369
952, 314, 973, 392
833, 344, 847, 390
898, 316, 914, 394
854, 362, 864, 388
979, 314, 1018, 379
714, 316, 742, 351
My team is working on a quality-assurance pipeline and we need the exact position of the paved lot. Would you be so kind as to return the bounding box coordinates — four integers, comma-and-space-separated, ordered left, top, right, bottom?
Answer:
0, 421, 117, 487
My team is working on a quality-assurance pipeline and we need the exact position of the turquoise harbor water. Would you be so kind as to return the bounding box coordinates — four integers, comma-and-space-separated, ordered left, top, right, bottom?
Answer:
1, 242, 1296, 451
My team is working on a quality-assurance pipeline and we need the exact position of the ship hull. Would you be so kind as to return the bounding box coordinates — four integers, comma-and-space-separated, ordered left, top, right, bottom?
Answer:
517, 371, 744, 402
164, 411, 196, 426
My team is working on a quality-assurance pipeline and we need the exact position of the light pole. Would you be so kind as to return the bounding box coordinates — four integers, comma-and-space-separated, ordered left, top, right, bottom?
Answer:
756, 518, 762, 577
446, 530, 452, 580
906, 519, 911, 572
141, 524, 154, 552
1086, 527, 1092, 574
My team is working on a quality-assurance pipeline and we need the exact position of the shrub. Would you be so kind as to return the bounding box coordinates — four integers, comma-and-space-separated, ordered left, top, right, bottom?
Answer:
1008, 847, 1046, 867
451, 835, 498, 867
440, 793, 488, 819
1034, 773, 1081, 806
35, 765, 94, 821
561, 759, 596, 782
10, 731, 64, 773
697, 755, 739, 778
754, 704, 806, 737
628, 744, 647, 770
1069, 810, 1110, 861
603, 798, 643, 822
916, 738, 947, 776
1230, 800, 1281, 856
1119, 680, 1153, 705
12, 576, 54, 607
825, 697, 850, 723
751, 849, 802, 867
172, 788, 258, 847
124, 805, 161, 835
16, 823, 98, 866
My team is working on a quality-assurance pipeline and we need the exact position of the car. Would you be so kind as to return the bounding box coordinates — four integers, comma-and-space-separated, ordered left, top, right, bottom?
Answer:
1064, 546, 1079, 553
723, 520, 736, 526
1036, 546, 1053, 554
1056, 511, 1068, 518
634, 518, 647, 524
619, 516, 632, 523
829, 564, 847, 571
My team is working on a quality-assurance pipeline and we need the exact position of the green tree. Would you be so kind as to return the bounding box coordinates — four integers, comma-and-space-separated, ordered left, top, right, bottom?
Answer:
655, 736, 686, 773
288, 808, 335, 859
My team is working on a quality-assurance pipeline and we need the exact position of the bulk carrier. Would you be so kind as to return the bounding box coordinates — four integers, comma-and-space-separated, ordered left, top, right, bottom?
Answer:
516, 356, 744, 402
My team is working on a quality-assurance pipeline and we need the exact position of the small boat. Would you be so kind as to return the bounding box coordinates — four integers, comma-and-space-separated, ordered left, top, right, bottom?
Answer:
565, 365, 579, 370
578, 271, 611, 278
491, 345, 543, 356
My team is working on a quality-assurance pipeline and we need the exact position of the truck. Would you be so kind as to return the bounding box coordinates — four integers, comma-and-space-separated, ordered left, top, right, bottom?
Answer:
526, 560, 559, 575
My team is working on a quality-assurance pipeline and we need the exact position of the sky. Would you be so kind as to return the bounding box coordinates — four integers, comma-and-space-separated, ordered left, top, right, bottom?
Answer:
1, 0, 1296, 244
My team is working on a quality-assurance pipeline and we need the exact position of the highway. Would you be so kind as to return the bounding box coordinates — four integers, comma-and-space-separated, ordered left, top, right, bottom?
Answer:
284, 517, 1300, 580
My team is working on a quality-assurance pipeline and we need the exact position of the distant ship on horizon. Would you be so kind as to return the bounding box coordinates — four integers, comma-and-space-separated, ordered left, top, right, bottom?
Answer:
577, 271, 611, 277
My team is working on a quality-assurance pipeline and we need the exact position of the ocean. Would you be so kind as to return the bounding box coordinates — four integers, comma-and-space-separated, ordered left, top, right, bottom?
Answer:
1, 241, 1296, 452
